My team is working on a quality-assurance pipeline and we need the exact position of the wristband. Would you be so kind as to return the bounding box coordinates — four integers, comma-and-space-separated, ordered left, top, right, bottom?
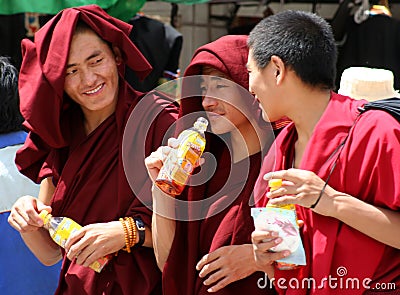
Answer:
134, 217, 145, 247
310, 181, 328, 209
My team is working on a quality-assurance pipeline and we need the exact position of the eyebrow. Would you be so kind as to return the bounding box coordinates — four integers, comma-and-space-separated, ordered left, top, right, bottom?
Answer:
200, 76, 225, 83
66, 50, 102, 69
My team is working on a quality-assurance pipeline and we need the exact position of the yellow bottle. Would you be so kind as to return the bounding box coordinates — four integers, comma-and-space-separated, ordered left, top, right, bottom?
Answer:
267, 178, 299, 270
156, 117, 208, 195
39, 210, 111, 273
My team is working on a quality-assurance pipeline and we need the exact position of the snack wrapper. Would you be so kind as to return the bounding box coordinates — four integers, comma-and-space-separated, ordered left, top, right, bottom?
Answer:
251, 207, 306, 266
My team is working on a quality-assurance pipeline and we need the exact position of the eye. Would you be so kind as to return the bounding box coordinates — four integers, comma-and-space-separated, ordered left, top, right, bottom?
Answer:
66, 68, 77, 76
90, 58, 103, 66
200, 85, 207, 95
216, 84, 228, 89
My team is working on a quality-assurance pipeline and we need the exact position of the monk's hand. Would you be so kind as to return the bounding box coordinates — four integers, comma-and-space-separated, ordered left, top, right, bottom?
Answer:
145, 137, 179, 182
65, 221, 124, 267
8, 195, 52, 233
251, 230, 290, 276
196, 244, 258, 292
264, 168, 338, 215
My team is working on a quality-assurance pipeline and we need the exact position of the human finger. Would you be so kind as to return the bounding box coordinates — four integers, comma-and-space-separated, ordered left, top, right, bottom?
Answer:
207, 276, 231, 293
253, 237, 284, 253
10, 200, 43, 230
77, 244, 98, 267
7, 210, 32, 232
203, 269, 225, 286
263, 168, 311, 183
198, 258, 223, 279
167, 137, 179, 148
145, 151, 163, 168
65, 230, 87, 261
196, 251, 219, 271
260, 249, 291, 261
251, 230, 279, 244
195, 157, 205, 167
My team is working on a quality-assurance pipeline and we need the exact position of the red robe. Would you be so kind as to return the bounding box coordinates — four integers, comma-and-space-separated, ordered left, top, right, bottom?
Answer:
163, 35, 279, 295
254, 92, 400, 294
15, 5, 179, 295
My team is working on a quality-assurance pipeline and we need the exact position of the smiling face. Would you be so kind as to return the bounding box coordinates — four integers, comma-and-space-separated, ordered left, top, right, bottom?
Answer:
247, 49, 283, 123
200, 67, 251, 135
64, 27, 121, 120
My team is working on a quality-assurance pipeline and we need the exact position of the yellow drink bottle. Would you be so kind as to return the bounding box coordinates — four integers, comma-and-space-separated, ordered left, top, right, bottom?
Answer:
267, 178, 299, 270
156, 117, 208, 196
39, 210, 111, 273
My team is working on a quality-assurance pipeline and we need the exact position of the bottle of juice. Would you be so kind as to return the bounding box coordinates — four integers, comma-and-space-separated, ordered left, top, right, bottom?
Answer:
155, 117, 208, 196
39, 210, 111, 273
267, 178, 299, 270
268, 179, 296, 211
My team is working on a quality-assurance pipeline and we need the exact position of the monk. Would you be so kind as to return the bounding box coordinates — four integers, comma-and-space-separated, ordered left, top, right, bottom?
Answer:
146, 35, 289, 294
8, 5, 178, 294
247, 10, 400, 294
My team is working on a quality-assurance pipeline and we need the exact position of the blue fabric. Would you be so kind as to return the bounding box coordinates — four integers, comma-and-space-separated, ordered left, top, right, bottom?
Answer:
0, 211, 61, 295
0, 131, 27, 149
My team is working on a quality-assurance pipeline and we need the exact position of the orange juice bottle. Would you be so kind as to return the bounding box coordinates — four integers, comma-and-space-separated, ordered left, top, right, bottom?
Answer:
39, 210, 111, 273
156, 117, 208, 195
267, 179, 299, 270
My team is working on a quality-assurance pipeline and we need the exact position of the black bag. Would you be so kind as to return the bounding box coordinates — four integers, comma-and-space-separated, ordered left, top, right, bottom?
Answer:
358, 97, 400, 122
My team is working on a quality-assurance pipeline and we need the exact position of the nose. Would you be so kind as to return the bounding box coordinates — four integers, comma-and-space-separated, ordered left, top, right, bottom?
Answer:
80, 68, 97, 87
202, 93, 218, 110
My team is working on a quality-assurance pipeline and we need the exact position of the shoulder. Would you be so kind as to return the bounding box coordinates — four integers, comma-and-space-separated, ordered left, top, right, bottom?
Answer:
354, 108, 400, 138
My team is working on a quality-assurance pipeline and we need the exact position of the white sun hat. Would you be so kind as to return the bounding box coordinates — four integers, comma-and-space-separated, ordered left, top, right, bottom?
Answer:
338, 67, 400, 101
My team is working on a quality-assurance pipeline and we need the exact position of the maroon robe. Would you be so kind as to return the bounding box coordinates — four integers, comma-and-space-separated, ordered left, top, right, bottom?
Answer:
254, 92, 400, 294
163, 35, 279, 295
15, 5, 179, 295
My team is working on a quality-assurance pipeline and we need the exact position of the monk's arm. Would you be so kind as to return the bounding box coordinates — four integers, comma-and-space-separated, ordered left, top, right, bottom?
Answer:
151, 185, 176, 271
316, 191, 400, 249
20, 177, 63, 265
266, 169, 400, 249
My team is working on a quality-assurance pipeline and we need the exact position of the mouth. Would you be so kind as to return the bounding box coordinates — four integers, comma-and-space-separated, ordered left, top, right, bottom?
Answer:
206, 112, 223, 119
84, 84, 104, 95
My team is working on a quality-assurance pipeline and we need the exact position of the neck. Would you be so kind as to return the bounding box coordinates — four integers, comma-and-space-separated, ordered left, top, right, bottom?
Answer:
230, 121, 267, 163
82, 103, 116, 135
288, 88, 331, 166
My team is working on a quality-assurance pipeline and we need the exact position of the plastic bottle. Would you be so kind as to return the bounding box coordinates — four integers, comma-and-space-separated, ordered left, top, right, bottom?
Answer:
155, 117, 208, 195
39, 210, 111, 273
268, 179, 296, 211
267, 178, 299, 270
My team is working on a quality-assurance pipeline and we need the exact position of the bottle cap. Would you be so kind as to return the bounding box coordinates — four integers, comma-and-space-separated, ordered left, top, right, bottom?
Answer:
268, 178, 282, 188
194, 117, 208, 132
38, 210, 51, 225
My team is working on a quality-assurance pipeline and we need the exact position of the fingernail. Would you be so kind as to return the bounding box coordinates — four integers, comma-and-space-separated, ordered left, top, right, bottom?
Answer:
275, 238, 282, 244
283, 251, 290, 257
271, 231, 278, 237
207, 288, 213, 292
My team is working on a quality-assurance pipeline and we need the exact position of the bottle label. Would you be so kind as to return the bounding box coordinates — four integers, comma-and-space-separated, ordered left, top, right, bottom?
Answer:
156, 129, 206, 192
51, 218, 82, 248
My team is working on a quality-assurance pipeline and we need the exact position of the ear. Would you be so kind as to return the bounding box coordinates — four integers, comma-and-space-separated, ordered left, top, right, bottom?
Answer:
112, 45, 122, 65
270, 55, 286, 85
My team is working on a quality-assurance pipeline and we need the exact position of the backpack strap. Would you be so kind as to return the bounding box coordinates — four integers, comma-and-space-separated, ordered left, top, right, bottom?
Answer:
357, 97, 400, 122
